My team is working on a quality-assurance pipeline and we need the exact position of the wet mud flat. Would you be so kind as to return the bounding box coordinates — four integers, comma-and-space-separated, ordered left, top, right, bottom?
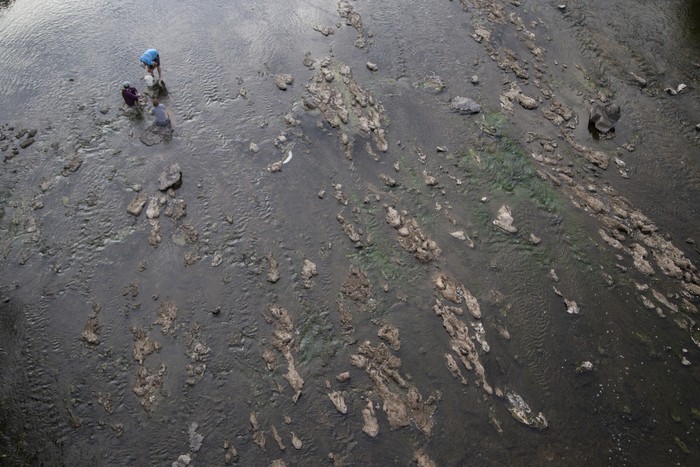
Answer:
1, 0, 700, 465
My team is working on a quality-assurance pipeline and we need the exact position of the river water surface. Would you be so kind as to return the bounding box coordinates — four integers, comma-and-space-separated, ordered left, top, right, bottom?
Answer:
1, 0, 699, 465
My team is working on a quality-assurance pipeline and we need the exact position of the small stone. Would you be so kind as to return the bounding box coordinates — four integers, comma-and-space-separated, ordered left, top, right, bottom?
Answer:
249, 142, 260, 153
336, 372, 351, 383
318, 190, 325, 199
471, 75, 479, 85
366, 62, 378, 71
127, 193, 148, 216
274, 74, 294, 90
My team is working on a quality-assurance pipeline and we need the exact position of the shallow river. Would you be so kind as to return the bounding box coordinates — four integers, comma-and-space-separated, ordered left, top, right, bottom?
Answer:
1, 0, 699, 465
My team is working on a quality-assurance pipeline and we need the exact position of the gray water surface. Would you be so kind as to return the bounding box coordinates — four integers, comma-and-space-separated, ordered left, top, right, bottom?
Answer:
1, 0, 699, 465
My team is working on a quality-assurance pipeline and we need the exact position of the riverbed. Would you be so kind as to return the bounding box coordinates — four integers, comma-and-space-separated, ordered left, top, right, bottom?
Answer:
1, 0, 699, 465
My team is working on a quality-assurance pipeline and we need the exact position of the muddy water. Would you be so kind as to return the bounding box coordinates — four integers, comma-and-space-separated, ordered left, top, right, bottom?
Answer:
1, 0, 699, 465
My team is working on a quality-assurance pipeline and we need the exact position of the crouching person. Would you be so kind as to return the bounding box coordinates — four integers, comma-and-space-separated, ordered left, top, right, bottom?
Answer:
151, 99, 172, 127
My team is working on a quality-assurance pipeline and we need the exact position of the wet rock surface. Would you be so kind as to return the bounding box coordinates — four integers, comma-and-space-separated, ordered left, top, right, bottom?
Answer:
1, 0, 700, 466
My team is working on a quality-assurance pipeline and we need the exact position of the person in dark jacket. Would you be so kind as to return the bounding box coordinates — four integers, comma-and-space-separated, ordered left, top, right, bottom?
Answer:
121, 82, 142, 108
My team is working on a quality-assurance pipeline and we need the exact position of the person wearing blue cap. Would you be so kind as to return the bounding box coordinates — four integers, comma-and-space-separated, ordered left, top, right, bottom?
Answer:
140, 49, 161, 80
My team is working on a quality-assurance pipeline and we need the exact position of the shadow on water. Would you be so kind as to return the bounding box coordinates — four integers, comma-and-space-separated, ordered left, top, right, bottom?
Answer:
681, 0, 700, 45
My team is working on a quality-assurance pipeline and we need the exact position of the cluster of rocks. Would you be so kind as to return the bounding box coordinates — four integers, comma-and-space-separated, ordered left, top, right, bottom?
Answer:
127, 163, 190, 252
303, 57, 388, 159
463, 0, 700, 356
384, 205, 441, 263
350, 340, 437, 436
1, 125, 37, 161
338, 0, 368, 48
268, 305, 305, 402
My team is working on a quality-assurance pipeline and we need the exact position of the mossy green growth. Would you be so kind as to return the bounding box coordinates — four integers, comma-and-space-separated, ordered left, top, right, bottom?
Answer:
691, 407, 700, 421
455, 114, 559, 212
296, 304, 338, 367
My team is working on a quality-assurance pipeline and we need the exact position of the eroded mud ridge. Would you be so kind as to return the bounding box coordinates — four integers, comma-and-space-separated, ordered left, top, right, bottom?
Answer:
0, 0, 699, 465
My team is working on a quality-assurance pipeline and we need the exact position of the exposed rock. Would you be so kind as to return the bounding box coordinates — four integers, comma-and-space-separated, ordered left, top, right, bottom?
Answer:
155, 301, 178, 334
341, 268, 372, 302
172, 454, 191, 467
565, 135, 610, 169
275, 74, 294, 90
145, 197, 160, 219
291, 432, 303, 449
328, 391, 348, 414
337, 213, 362, 245
450, 96, 482, 114
413, 449, 437, 467
268, 161, 283, 173
127, 193, 148, 216
433, 300, 492, 394
158, 163, 182, 191
366, 61, 379, 71
270, 305, 304, 402
301, 259, 317, 288
506, 392, 548, 430
271, 425, 286, 451
631, 244, 656, 276
304, 57, 388, 153
361, 400, 379, 437
336, 371, 351, 383
352, 341, 436, 435
338, 0, 367, 48
378, 323, 401, 350
463, 289, 482, 319
188, 422, 204, 452
80, 311, 101, 345
564, 298, 579, 314
313, 25, 334, 36
501, 83, 539, 112
266, 252, 281, 283
493, 205, 518, 233
384, 205, 441, 263
62, 155, 83, 174
131, 326, 161, 365
433, 272, 467, 305
589, 103, 620, 133
132, 363, 166, 412
445, 353, 468, 385
250, 412, 266, 449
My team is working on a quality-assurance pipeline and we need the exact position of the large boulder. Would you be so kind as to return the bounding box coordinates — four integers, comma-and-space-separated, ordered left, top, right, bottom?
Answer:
451, 96, 481, 114
589, 103, 620, 133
